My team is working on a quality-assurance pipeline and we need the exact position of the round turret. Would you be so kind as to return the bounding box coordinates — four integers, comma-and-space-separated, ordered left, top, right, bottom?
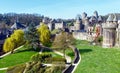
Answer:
102, 14, 117, 48
76, 14, 82, 24
103, 14, 117, 29
82, 12, 87, 19
74, 15, 82, 30
118, 20, 120, 28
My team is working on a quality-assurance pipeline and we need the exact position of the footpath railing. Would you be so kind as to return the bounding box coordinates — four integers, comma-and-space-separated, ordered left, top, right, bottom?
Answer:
62, 45, 81, 73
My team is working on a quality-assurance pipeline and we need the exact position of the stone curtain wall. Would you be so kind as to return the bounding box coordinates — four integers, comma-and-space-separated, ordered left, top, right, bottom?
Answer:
73, 32, 88, 40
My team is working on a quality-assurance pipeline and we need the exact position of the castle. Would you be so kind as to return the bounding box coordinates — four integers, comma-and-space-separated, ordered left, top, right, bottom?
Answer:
44, 11, 120, 48
69, 11, 103, 41
1, 11, 119, 49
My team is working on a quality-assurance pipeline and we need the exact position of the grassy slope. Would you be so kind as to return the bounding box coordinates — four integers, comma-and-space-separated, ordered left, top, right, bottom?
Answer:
65, 48, 74, 60
57, 48, 74, 60
42, 48, 62, 58
0, 70, 6, 73
0, 47, 37, 68
75, 40, 120, 73
0, 46, 62, 69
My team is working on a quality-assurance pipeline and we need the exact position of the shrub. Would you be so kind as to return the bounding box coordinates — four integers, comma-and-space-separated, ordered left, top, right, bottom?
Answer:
25, 61, 38, 71
31, 53, 52, 62
52, 57, 66, 63
25, 61, 47, 73
45, 62, 65, 73
51, 66, 65, 73
45, 57, 66, 63
6, 64, 26, 73
96, 36, 103, 43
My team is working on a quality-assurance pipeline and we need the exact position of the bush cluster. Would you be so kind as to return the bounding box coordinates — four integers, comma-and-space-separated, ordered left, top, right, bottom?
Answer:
6, 52, 66, 73
25, 61, 46, 73
45, 57, 66, 63
96, 36, 103, 43
6, 64, 26, 73
31, 53, 52, 62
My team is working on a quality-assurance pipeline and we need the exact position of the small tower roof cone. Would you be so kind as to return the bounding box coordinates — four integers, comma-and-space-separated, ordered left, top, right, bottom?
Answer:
107, 14, 113, 22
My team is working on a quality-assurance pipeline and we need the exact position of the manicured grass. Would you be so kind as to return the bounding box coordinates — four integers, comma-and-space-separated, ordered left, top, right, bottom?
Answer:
0, 46, 62, 69
52, 52, 63, 58
75, 40, 120, 73
0, 47, 38, 68
0, 70, 6, 73
57, 48, 74, 60
42, 48, 62, 58
65, 48, 74, 60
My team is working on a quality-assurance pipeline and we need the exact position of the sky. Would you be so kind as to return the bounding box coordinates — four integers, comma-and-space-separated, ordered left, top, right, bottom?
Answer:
0, 0, 119, 19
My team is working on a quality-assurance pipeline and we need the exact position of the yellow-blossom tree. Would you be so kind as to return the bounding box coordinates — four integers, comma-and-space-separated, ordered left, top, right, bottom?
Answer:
3, 37, 15, 53
38, 23, 51, 46
11, 29, 24, 47
3, 29, 24, 53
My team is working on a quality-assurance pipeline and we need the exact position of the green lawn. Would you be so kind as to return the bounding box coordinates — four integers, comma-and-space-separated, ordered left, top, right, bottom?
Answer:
0, 47, 38, 68
65, 48, 74, 60
42, 48, 62, 58
0, 70, 6, 73
0, 46, 62, 69
75, 40, 120, 73
56, 48, 75, 61
51, 52, 63, 58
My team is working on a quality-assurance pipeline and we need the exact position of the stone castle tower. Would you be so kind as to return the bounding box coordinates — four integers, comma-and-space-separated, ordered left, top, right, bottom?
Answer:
74, 15, 82, 30
116, 18, 120, 47
102, 14, 118, 48
82, 12, 89, 31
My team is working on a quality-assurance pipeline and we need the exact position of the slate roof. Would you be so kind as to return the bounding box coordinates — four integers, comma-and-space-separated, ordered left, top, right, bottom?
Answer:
11, 22, 26, 29
107, 14, 114, 22
89, 16, 97, 22
0, 33, 6, 45
0, 34, 6, 40
98, 16, 102, 21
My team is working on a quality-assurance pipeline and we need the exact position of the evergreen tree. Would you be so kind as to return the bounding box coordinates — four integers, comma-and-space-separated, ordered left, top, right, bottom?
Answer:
24, 22, 39, 50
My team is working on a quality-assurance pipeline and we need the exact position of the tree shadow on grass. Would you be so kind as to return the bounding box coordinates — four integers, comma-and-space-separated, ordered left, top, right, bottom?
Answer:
15, 46, 53, 54
42, 48, 52, 52
15, 48, 34, 53
67, 52, 74, 57
79, 49, 92, 54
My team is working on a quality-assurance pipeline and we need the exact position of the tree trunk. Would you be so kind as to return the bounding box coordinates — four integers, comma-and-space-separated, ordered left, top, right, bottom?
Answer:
11, 50, 14, 54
